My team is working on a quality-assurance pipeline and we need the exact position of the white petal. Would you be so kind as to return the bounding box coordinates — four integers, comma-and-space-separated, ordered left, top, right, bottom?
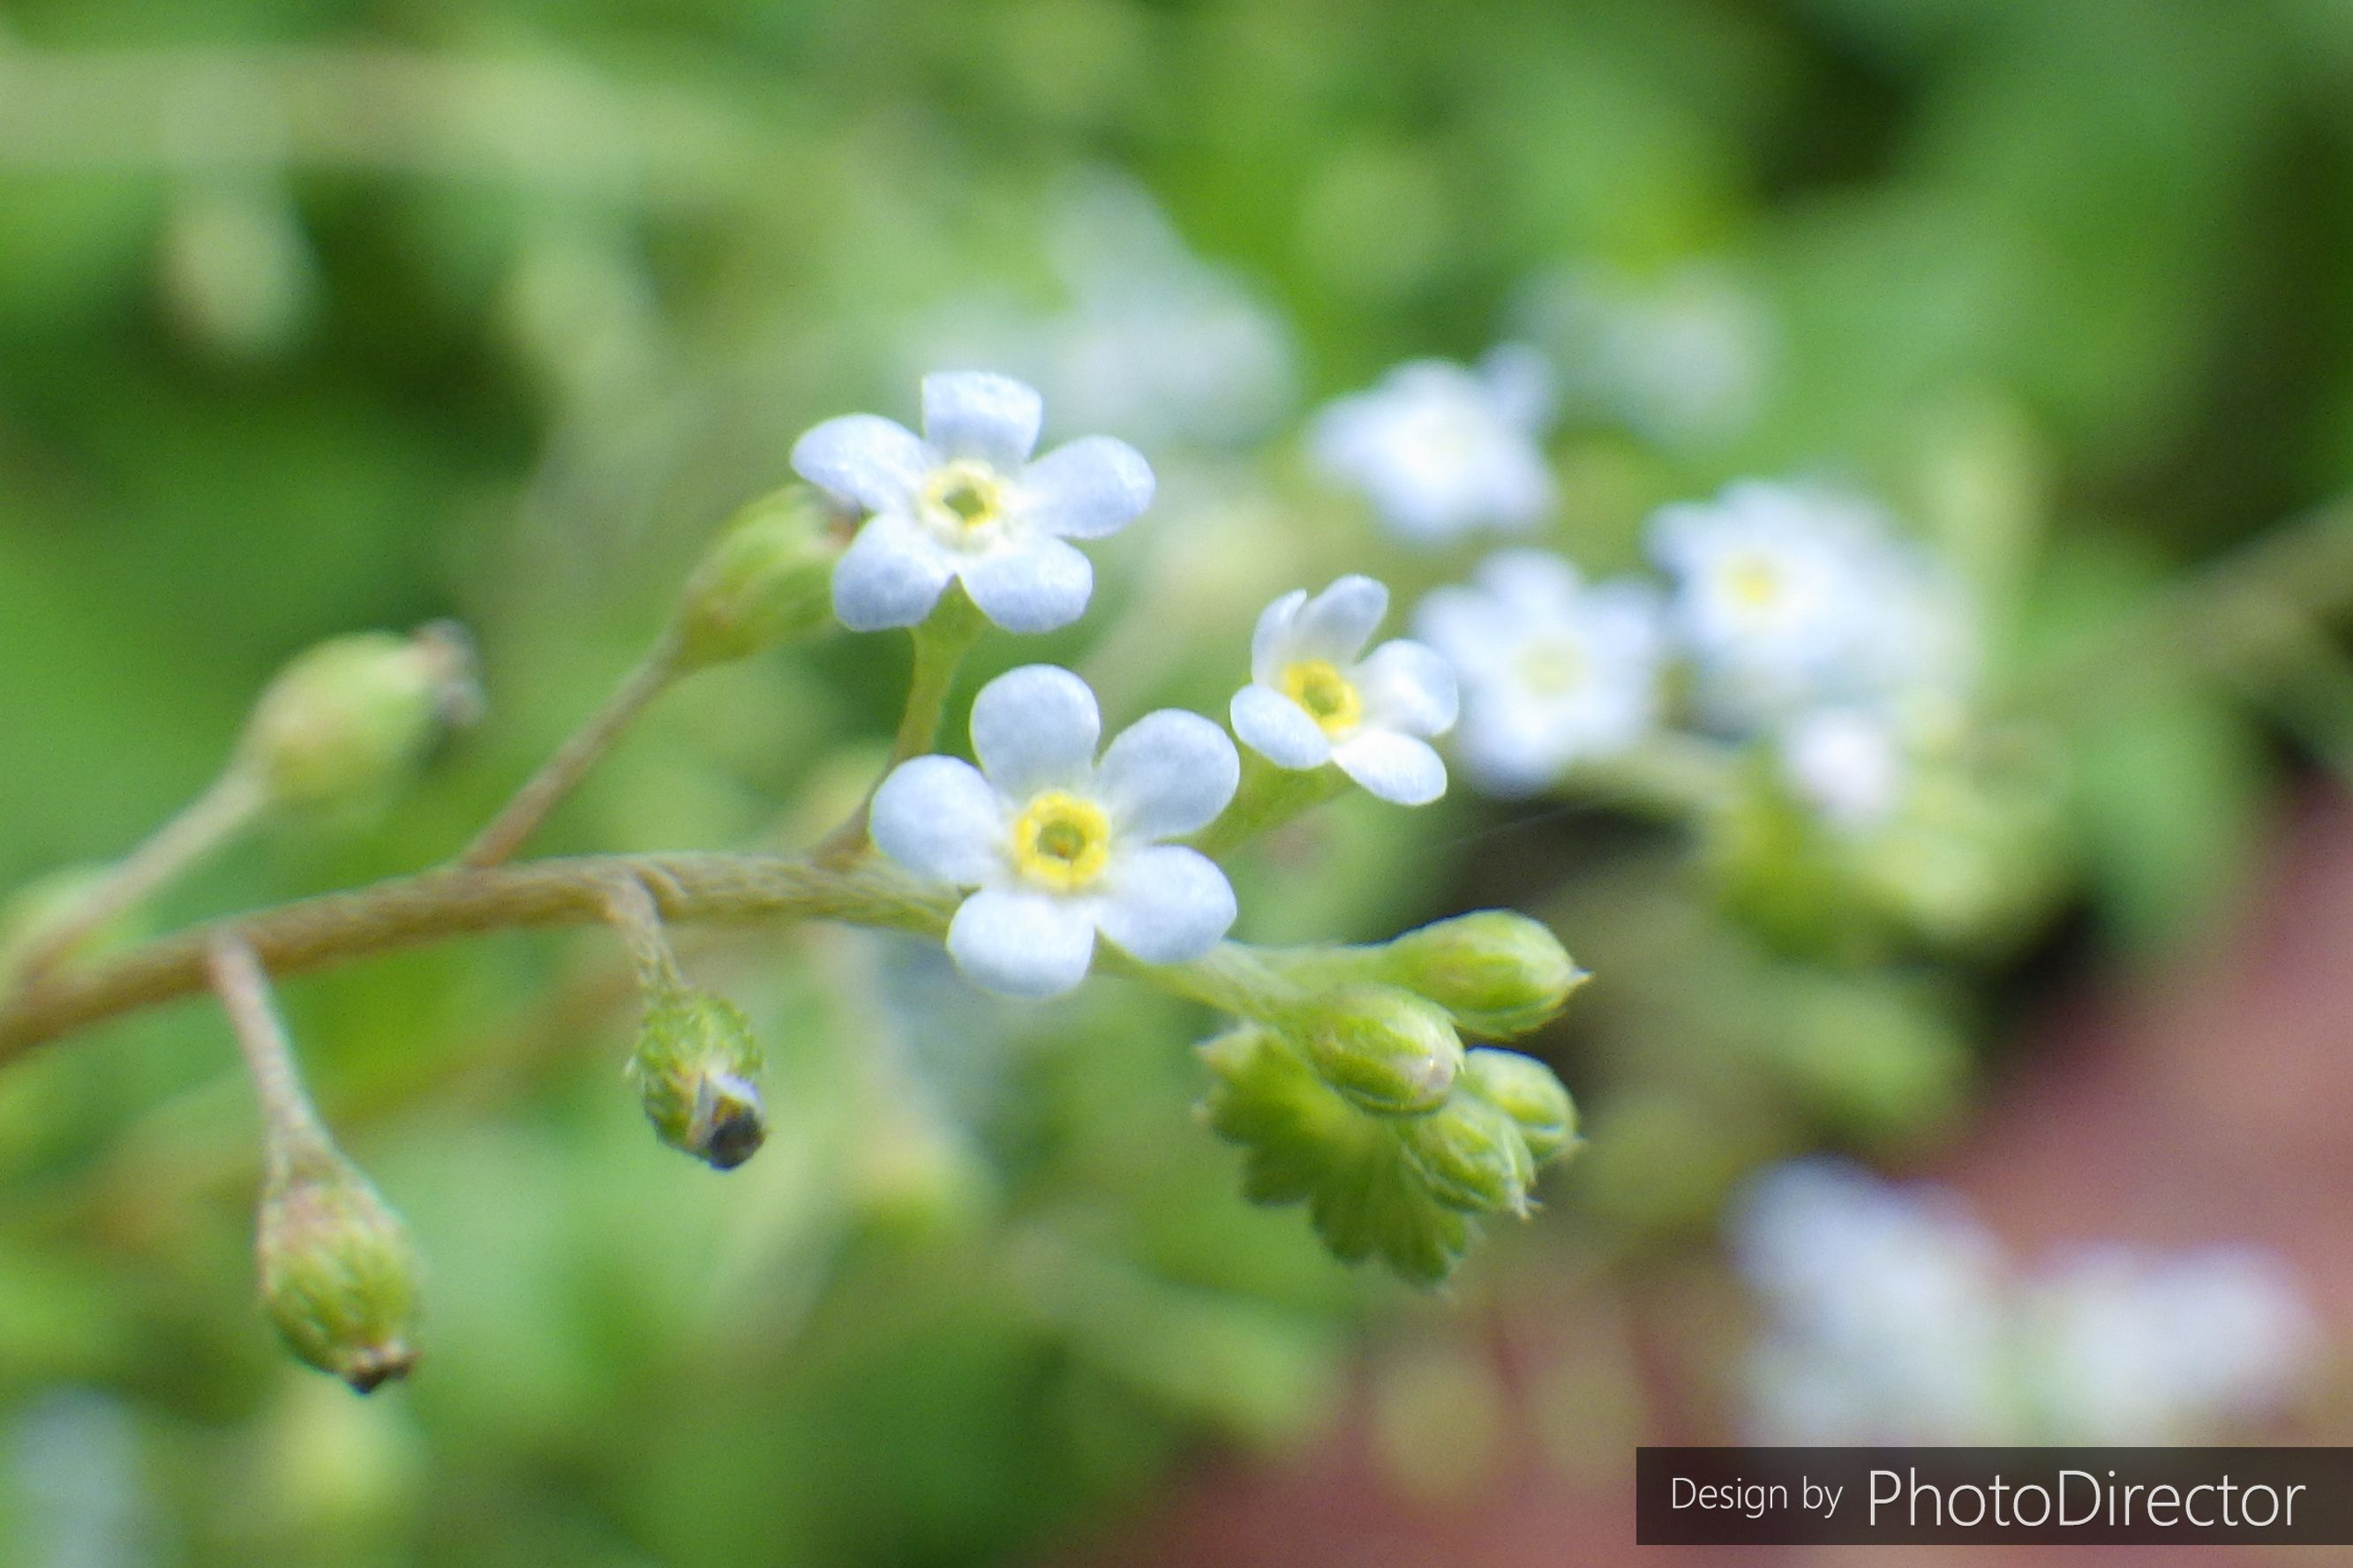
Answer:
831, 514, 953, 631
1292, 574, 1389, 663
921, 371, 1043, 466
957, 536, 1094, 634
947, 886, 1097, 998
1249, 589, 1307, 686
1412, 584, 1510, 674
1479, 342, 1557, 432
1096, 710, 1240, 840
1475, 549, 1583, 617
791, 414, 930, 514
1230, 684, 1331, 769
869, 756, 1004, 885
970, 664, 1101, 798
1018, 436, 1154, 538
1332, 730, 1447, 806
1097, 845, 1237, 964
1355, 638, 1459, 737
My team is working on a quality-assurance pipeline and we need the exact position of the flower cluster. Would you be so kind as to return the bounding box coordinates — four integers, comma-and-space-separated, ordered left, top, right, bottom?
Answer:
785, 371, 1580, 1281
1410, 479, 1974, 835
1732, 1159, 2318, 1444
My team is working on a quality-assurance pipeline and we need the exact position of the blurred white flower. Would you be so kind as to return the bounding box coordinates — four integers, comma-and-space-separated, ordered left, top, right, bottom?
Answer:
1232, 575, 1458, 806
1415, 550, 1665, 797
1310, 347, 1556, 544
2020, 1245, 2321, 1444
793, 371, 1154, 634
871, 665, 1238, 999
1778, 706, 1907, 833
1649, 480, 1973, 731
1731, 1159, 2321, 1445
1515, 261, 1770, 449
906, 176, 1297, 451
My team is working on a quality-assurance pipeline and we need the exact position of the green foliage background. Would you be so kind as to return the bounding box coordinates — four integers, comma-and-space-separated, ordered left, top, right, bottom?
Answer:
4, 1, 2351, 1563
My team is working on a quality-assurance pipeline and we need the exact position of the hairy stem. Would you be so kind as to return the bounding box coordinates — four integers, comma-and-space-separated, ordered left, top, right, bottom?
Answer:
0, 853, 958, 1065
207, 935, 335, 1177
14, 768, 267, 981
460, 637, 683, 868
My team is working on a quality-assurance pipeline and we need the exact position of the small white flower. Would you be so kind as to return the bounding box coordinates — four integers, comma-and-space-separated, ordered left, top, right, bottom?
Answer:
1649, 480, 1973, 730
793, 371, 1154, 634
870, 665, 1239, 1000
1778, 706, 1907, 833
1309, 346, 1556, 544
1416, 550, 1664, 798
1231, 576, 1458, 807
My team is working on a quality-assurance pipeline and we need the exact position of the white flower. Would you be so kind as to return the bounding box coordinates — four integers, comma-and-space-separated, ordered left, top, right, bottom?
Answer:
1731, 1159, 2321, 1445
793, 371, 1154, 634
2019, 1245, 2320, 1444
1415, 551, 1664, 798
1309, 346, 1556, 544
870, 665, 1239, 999
1778, 706, 1906, 833
1231, 575, 1458, 806
1649, 480, 1973, 731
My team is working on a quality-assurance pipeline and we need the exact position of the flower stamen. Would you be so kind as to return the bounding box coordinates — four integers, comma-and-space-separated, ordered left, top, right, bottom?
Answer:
920, 461, 1007, 544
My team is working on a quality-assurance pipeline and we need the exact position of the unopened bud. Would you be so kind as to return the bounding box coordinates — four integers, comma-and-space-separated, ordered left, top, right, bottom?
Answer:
1401, 1092, 1536, 1216
670, 486, 843, 671
629, 990, 767, 1170
1302, 986, 1462, 1116
1462, 1047, 1578, 1163
1377, 912, 1586, 1038
238, 625, 478, 813
258, 1154, 424, 1393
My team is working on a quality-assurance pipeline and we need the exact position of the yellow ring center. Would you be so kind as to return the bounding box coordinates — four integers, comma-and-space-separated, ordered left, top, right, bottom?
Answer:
1281, 659, 1363, 737
1011, 790, 1111, 892
920, 461, 1007, 542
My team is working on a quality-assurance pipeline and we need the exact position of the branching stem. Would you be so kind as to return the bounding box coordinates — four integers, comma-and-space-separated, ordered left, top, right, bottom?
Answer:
460, 636, 684, 868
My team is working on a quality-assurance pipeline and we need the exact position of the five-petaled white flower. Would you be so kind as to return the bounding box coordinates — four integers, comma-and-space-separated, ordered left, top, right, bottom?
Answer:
1309, 346, 1556, 544
793, 371, 1154, 634
1415, 550, 1665, 798
1231, 575, 1458, 806
870, 665, 1239, 1000
1649, 480, 1954, 729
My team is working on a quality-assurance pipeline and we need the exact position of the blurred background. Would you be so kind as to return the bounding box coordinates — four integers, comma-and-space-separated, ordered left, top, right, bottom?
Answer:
5, 0, 2353, 1563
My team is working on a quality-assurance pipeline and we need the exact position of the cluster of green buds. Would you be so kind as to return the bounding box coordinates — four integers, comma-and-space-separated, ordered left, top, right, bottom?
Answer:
1200, 911, 1583, 1283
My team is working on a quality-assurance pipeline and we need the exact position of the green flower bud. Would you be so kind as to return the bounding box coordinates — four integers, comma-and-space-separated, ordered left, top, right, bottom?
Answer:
257, 1153, 424, 1394
1462, 1047, 1579, 1163
1377, 912, 1586, 1038
670, 486, 844, 671
1401, 1092, 1536, 1216
1302, 986, 1463, 1116
238, 625, 478, 813
629, 990, 767, 1170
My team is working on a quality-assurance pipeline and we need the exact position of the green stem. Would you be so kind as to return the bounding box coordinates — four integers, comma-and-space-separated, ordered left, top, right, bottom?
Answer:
1189, 752, 1351, 862
11, 767, 267, 982
460, 634, 684, 868
814, 589, 988, 864
205, 935, 337, 1179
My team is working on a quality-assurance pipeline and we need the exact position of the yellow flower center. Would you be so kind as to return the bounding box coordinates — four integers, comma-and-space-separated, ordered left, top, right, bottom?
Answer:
1515, 637, 1585, 695
1724, 553, 1783, 610
920, 461, 1007, 542
1011, 790, 1111, 892
1282, 659, 1363, 737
